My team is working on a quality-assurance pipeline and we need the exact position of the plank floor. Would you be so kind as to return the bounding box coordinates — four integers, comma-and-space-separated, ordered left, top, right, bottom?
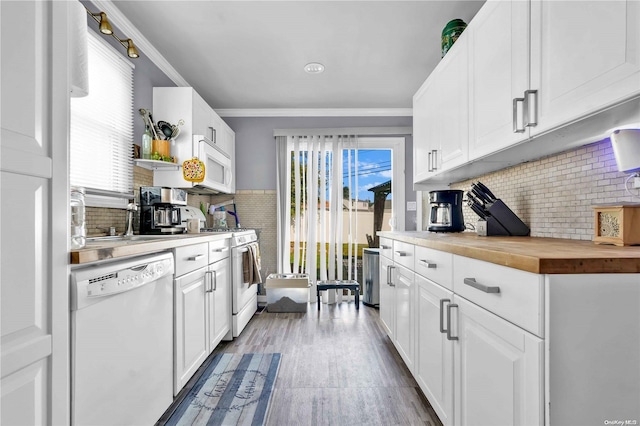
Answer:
205, 303, 443, 426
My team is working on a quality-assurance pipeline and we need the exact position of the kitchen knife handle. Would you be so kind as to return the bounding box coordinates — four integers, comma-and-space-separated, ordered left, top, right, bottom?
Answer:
439, 298, 451, 333
513, 97, 526, 133
464, 277, 500, 293
446, 303, 459, 341
524, 89, 538, 127
419, 259, 437, 269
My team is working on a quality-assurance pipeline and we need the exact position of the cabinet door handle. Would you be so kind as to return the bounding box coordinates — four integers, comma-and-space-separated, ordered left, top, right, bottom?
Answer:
446, 303, 459, 341
394, 251, 408, 257
419, 259, 437, 269
463, 277, 500, 293
431, 149, 438, 171
188, 254, 205, 262
439, 298, 451, 333
205, 271, 213, 293
513, 97, 526, 133
524, 89, 538, 127
208, 127, 216, 143
212, 270, 217, 291
427, 151, 433, 172
386, 265, 396, 287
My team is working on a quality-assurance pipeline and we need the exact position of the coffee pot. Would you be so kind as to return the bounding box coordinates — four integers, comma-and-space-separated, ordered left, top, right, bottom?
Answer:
428, 190, 465, 232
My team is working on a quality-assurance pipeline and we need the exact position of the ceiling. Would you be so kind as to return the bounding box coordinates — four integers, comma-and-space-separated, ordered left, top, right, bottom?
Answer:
110, 1, 485, 113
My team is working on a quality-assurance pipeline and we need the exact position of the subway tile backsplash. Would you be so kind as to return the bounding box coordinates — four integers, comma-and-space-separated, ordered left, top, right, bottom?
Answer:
423, 138, 639, 240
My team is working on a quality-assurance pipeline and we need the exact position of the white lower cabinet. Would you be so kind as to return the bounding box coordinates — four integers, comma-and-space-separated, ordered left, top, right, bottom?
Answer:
379, 254, 396, 339
173, 240, 230, 395
394, 265, 415, 372
415, 275, 454, 426
452, 295, 543, 426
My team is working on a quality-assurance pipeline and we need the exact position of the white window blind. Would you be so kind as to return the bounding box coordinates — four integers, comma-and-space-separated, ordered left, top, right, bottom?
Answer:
70, 31, 134, 204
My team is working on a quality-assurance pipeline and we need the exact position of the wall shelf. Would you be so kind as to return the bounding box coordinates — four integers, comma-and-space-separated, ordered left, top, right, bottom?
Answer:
134, 159, 180, 171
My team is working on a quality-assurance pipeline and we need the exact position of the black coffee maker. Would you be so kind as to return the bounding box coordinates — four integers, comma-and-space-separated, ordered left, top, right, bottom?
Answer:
428, 190, 465, 232
139, 186, 188, 234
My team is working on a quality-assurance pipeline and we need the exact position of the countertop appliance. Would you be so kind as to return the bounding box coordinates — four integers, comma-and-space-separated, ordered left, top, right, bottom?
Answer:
180, 205, 259, 338
70, 252, 174, 426
428, 190, 465, 232
140, 186, 187, 234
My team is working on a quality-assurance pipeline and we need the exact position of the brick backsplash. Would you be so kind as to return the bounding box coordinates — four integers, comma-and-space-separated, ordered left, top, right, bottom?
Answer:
422, 139, 639, 240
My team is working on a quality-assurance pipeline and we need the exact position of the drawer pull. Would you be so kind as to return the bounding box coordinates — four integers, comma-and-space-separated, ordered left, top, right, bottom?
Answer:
380, 245, 391, 250
439, 298, 451, 333
446, 303, 458, 341
464, 278, 500, 294
395, 251, 408, 257
419, 259, 437, 269
212, 247, 228, 253
188, 254, 205, 262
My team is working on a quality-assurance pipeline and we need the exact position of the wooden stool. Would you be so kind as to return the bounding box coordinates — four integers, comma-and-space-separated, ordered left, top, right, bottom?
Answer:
316, 280, 360, 310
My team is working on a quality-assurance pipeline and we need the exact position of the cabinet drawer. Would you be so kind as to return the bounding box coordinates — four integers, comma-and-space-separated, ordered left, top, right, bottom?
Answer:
414, 245, 453, 290
175, 243, 209, 277
453, 255, 543, 337
208, 238, 230, 264
393, 241, 414, 270
379, 237, 394, 260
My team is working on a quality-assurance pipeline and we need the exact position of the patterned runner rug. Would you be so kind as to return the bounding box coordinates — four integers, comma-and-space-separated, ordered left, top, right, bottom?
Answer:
165, 353, 281, 426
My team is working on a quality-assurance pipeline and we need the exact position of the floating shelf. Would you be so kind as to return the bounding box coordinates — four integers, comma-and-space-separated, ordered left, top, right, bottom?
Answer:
134, 159, 181, 170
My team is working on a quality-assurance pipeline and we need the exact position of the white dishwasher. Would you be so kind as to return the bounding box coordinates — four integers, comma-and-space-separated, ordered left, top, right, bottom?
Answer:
70, 252, 174, 426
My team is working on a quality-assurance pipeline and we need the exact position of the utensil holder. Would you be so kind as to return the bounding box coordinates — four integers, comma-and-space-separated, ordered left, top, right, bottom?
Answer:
152, 139, 170, 157
477, 199, 530, 236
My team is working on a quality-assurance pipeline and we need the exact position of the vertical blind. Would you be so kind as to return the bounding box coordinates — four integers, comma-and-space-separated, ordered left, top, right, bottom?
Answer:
70, 31, 134, 198
278, 135, 360, 287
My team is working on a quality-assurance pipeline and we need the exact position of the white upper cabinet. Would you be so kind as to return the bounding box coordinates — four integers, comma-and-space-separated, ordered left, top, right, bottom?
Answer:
530, 0, 640, 137
413, 35, 469, 185
468, 0, 530, 159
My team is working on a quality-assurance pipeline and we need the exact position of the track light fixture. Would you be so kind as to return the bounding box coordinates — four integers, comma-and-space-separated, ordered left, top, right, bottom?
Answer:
84, 7, 139, 59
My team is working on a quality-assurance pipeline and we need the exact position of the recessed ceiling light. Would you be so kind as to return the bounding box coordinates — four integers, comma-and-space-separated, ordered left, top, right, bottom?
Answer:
304, 62, 325, 74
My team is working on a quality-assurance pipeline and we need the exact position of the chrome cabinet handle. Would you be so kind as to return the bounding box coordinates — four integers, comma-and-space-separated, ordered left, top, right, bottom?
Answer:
188, 254, 205, 262
386, 265, 396, 287
427, 151, 433, 172
446, 303, 458, 341
431, 149, 438, 171
524, 89, 538, 127
205, 271, 213, 293
212, 247, 229, 253
419, 259, 437, 269
212, 270, 217, 291
380, 244, 391, 250
208, 126, 216, 143
463, 277, 500, 293
395, 251, 408, 257
439, 298, 451, 333
513, 97, 526, 133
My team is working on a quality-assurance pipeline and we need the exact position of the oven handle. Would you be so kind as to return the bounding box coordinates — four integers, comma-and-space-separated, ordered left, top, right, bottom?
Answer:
238, 247, 249, 254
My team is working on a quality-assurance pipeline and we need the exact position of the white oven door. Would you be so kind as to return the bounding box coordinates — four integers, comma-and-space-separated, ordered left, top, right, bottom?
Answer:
195, 136, 233, 193
232, 245, 258, 313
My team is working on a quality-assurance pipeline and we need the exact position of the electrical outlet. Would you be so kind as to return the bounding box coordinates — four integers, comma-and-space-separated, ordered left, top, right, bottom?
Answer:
634, 177, 640, 189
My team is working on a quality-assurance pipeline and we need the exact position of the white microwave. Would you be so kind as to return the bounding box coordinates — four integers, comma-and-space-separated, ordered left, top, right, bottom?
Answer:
193, 134, 233, 193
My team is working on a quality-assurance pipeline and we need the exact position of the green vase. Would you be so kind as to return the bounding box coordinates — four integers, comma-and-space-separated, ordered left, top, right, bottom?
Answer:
441, 19, 467, 58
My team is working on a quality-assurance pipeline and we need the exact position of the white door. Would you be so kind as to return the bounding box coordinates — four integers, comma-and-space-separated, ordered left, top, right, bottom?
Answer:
208, 259, 231, 350
530, 0, 640, 136
413, 74, 440, 184
415, 275, 454, 426
174, 268, 209, 394
452, 296, 543, 426
394, 264, 415, 373
468, 0, 530, 159
436, 34, 469, 172
1, 1, 69, 424
379, 256, 395, 339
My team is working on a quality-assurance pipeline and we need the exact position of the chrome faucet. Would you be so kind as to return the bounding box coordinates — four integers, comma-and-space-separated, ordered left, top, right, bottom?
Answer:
124, 202, 138, 237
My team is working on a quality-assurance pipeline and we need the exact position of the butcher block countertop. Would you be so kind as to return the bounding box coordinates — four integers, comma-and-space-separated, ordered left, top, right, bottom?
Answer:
378, 231, 640, 274
70, 233, 231, 265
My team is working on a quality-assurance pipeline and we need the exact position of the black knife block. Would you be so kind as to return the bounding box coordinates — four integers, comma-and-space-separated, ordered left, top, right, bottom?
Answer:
477, 199, 530, 236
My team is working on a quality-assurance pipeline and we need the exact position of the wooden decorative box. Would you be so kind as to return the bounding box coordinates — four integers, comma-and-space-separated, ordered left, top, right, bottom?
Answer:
592, 204, 640, 246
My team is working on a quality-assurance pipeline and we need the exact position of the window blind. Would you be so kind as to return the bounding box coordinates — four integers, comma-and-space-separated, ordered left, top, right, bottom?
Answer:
70, 31, 134, 203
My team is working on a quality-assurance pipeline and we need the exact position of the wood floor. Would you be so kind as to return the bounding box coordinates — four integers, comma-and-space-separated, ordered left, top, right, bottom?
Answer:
208, 302, 443, 426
